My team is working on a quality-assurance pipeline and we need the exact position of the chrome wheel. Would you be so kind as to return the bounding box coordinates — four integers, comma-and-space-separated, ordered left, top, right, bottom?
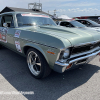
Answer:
27, 51, 41, 76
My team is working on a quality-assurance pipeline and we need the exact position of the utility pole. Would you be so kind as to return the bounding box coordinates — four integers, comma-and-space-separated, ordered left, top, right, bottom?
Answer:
54, 9, 56, 14
53, 9, 57, 19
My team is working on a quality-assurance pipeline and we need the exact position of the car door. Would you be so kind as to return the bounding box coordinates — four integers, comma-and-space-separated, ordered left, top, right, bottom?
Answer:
0, 14, 15, 50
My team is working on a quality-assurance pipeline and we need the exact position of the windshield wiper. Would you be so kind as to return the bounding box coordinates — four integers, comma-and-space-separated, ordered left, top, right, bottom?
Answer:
23, 24, 33, 26
23, 24, 37, 26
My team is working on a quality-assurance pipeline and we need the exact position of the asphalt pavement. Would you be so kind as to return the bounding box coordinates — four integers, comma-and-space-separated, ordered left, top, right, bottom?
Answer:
0, 47, 100, 100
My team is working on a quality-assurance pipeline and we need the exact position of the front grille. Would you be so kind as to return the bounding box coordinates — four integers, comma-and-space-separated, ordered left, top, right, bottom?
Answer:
71, 41, 100, 55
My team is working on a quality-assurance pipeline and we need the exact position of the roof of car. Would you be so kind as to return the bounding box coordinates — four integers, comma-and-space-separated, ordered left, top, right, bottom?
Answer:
0, 6, 52, 16
0, 11, 50, 17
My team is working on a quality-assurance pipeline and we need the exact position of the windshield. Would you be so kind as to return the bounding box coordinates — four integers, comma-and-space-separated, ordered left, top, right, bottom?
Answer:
87, 20, 100, 25
16, 13, 57, 27
70, 21, 86, 28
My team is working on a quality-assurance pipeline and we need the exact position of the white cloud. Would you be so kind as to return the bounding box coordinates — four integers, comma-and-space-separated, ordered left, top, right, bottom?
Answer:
57, 9, 66, 12
0, 0, 100, 18
67, 8, 100, 12
61, 2, 97, 7
40, 0, 77, 2
0, 0, 77, 9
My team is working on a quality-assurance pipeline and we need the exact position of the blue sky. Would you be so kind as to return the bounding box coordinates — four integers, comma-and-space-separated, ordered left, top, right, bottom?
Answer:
0, 0, 100, 18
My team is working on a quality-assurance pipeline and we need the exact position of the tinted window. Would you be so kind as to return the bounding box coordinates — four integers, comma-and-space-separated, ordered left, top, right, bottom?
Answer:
16, 13, 56, 27
76, 20, 91, 26
60, 22, 74, 27
70, 21, 86, 27
87, 20, 99, 25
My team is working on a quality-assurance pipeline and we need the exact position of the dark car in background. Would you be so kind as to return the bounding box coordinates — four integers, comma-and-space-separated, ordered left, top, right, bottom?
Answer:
76, 19, 100, 27
56, 20, 86, 28
56, 20, 100, 32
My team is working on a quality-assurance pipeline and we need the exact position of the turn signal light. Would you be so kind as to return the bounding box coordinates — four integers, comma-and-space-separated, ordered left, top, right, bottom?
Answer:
47, 51, 55, 55
66, 63, 72, 69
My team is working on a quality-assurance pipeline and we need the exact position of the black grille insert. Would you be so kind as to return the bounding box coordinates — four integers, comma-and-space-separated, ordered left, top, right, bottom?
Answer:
71, 42, 100, 55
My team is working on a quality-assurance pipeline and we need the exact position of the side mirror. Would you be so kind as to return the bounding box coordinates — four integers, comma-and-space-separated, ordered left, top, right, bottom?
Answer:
3, 23, 8, 27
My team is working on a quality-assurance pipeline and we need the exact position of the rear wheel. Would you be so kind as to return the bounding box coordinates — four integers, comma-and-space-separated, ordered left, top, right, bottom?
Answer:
26, 48, 51, 79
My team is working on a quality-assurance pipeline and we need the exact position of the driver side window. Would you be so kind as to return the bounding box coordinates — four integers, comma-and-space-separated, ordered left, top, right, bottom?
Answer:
1, 15, 14, 28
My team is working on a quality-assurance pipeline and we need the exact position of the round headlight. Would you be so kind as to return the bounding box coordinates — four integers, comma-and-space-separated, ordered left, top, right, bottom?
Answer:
63, 49, 69, 59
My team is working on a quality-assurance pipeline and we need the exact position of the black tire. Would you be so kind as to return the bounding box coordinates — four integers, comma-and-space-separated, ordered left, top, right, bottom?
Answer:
26, 48, 51, 79
0, 44, 2, 49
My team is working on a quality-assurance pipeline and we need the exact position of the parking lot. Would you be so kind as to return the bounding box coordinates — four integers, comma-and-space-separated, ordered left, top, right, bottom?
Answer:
0, 47, 100, 100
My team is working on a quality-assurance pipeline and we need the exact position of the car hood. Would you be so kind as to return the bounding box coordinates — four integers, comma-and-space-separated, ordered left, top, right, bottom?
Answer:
88, 27, 100, 32
79, 27, 100, 33
17, 26, 100, 47
92, 24, 100, 27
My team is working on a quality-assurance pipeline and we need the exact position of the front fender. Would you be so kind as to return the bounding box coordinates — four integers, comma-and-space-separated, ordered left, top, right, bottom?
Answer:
23, 43, 49, 64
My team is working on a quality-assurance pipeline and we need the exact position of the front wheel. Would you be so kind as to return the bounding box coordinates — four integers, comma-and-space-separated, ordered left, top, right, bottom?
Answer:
26, 48, 51, 79
0, 44, 2, 49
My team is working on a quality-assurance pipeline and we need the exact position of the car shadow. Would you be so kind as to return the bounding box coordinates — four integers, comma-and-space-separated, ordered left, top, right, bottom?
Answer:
0, 47, 100, 100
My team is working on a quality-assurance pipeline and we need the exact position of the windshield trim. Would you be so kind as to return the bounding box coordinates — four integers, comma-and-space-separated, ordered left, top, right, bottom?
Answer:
16, 13, 57, 27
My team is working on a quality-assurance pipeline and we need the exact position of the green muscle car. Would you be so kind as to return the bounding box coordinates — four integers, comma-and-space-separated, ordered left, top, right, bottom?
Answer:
0, 12, 100, 79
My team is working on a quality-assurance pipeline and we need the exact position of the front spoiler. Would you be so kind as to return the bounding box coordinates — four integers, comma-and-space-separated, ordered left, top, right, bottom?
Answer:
53, 50, 100, 73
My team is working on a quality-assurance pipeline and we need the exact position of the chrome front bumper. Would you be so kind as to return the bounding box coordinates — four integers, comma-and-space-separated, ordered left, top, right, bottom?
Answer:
53, 50, 100, 73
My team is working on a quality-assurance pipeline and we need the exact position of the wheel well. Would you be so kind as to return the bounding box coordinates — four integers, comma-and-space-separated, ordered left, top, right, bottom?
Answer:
24, 46, 41, 55
24, 46, 31, 55
24, 46, 47, 61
